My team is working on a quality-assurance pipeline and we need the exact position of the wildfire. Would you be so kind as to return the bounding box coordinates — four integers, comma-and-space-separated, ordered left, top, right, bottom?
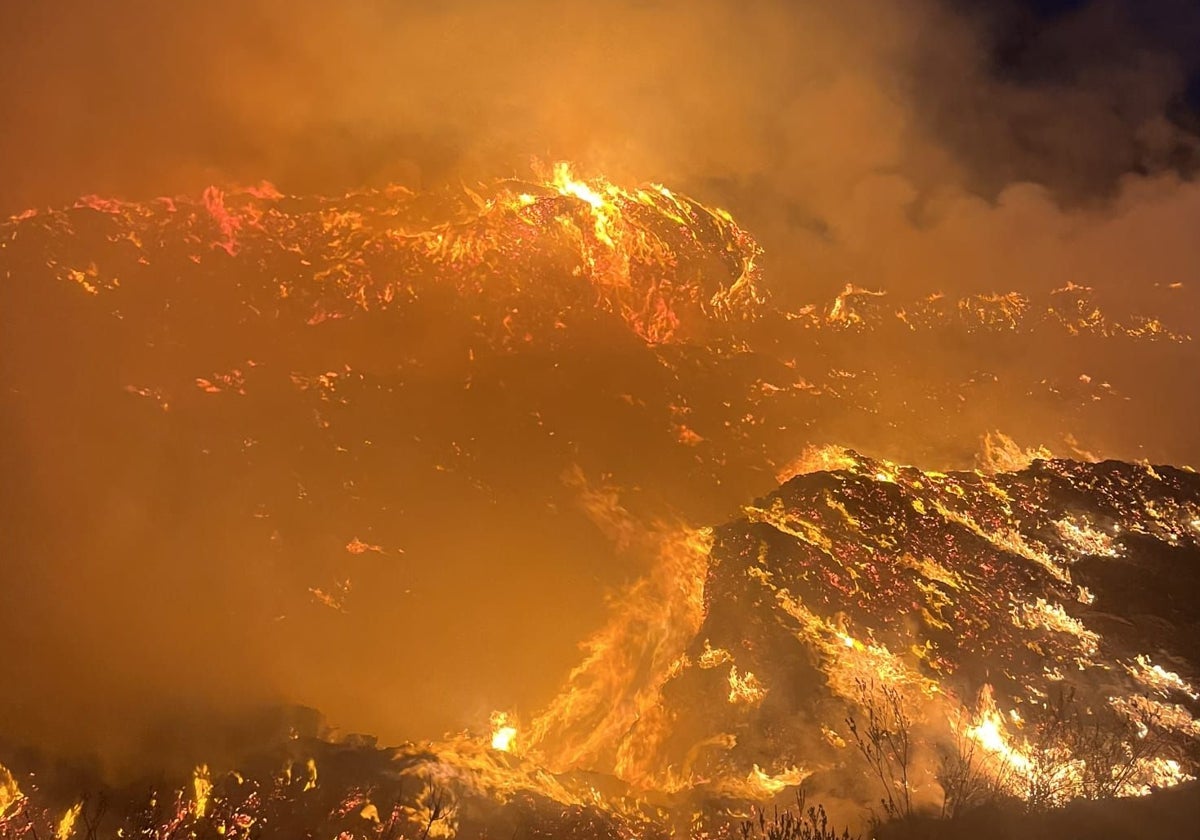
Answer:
963, 685, 1033, 775
3, 163, 1200, 836
727, 665, 767, 706
523, 468, 714, 788
7, 163, 767, 351
0, 764, 22, 821
490, 711, 518, 752
550, 162, 617, 247
1127, 655, 1200, 700
192, 764, 213, 818
747, 765, 808, 796
54, 803, 81, 840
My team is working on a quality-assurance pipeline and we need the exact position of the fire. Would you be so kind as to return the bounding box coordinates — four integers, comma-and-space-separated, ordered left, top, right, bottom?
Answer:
54, 803, 82, 840
775, 444, 861, 482
826, 283, 887, 326
698, 640, 734, 668
748, 765, 808, 796
10, 164, 767, 350
727, 665, 767, 706
4, 164, 1200, 834
192, 764, 213, 818
964, 685, 1032, 775
550, 162, 617, 248
0, 763, 22, 820
1010, 597, 1100, 659
1127, 655, 1200, 700
490, 711, 518, 752
524, 499, 714, 787
551, 162, 607, 211
1054, 516, 1120, 558
978, 431, 1056, 473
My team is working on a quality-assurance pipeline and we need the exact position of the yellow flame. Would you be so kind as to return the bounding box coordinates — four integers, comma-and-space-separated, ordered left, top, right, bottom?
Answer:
1054, 516, 1120, 558
551, 162, 604, 210
526, 482, 714, 787
192, 764, 212, 818
490, 711, 518, 752
964, 685, 1032, 774
0, 762, 23, 820
697, 640, 733, 669
1127, 655, 1200, 700
727, 665, 767, 706
978, 431, 1054, 473
748, 764, 807, 795
55, 802, 82, 840
775, 444, 861, 483
550, 162, 616, 247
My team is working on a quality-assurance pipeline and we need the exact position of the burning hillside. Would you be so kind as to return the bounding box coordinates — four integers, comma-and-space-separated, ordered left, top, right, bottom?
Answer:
529, 450, 1200, 803
2, 169, 1200, 837
3, 452, 1200, 838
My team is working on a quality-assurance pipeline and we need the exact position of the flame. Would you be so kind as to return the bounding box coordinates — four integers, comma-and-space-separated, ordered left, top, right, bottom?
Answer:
964, 686, 1032, 775
727, 665, 767, 706
490, 711, 518, 752
551, 162, 607, 211
775, 444, 861, 482
3, 448, 1199, 827
826, 283, 887, 326
192, 764, 212, 818
978, 431, 1055, 474
21, 167, 766, 349
4, 169, 1200, 825
0, 763, 22, 821
1127, 655, 1200, 700
54, 803, 82, 840
1010, 598, 1100, 659
1054, 516, 1120, 558
525, 477, 714, 787
697, 640, 733, 669
748, 765, 808, 796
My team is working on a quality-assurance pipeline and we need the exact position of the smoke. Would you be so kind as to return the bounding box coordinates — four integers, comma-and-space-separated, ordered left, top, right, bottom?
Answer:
2, 0, 1200, 783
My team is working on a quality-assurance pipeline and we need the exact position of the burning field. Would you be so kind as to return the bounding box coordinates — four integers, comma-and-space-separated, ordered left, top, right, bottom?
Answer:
5, 3, 1200, 837
2, 161, 1200, 838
